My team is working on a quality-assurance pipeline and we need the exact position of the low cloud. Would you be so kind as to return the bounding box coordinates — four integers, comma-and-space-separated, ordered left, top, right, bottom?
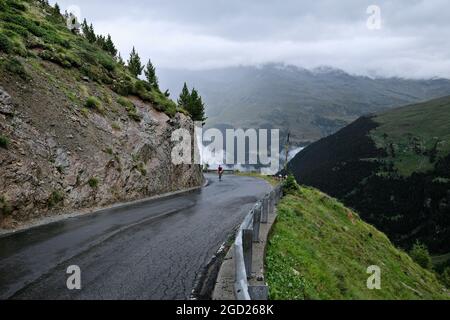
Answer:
54, 0, 450, 78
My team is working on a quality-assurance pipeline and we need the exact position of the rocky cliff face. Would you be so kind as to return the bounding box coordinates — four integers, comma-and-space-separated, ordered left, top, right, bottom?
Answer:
0, 65, 203, 229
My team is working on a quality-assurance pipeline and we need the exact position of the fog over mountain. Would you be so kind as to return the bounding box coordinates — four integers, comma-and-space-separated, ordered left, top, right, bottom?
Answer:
160, 64, 450, 145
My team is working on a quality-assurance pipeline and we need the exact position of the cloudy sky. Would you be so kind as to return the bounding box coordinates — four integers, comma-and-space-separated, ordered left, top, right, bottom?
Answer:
52, 0, 450, 78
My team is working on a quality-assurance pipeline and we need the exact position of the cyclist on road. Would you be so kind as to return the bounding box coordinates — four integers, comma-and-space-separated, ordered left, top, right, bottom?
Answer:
218, 165, 224, 181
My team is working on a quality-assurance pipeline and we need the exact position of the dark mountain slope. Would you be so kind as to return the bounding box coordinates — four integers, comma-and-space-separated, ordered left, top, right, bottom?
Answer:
288, 96, 450, 253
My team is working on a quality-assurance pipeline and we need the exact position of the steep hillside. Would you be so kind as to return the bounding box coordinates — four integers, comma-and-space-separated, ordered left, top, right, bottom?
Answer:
159, 64, 450, 145
266, 186, 448, 300
0, 0, 203, 228
287, 96, 450, 254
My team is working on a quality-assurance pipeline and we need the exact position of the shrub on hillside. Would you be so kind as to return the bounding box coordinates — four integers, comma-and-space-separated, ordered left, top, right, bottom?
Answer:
88, 177, 99, 189
0, 195, 12, 217
0, 57, 28, 79
48, 190, 64, 208
98, 54, 115, 72
117, 97, 142, 122
409, 241, 432, 270
85, 96, 104, 113
0, 135, 10, 149
7, 0, 26, 12
283, 174, 300, 195
0, 33, 13, 53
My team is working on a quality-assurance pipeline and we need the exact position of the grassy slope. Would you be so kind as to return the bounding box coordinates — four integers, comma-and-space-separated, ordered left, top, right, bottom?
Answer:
0, 0, 177, 116
266, 186, 448, 300
371, 96, 450, 176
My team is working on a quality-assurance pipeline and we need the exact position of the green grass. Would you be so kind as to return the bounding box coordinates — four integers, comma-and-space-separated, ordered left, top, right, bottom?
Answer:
235, 172, 279, 186
85, 96, 104, 113
0, 0, 179, 117
0, 56, 28, 79
371, 96, 450, 176
266, 186, 448, 300
117, 97, 142, 122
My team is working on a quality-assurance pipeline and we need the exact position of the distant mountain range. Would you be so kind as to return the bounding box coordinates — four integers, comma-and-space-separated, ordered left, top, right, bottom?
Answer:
287, 96, 450, 254
160, 64, 450, 145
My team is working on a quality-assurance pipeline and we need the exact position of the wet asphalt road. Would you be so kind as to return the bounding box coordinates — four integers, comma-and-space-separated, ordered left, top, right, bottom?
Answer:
0, 174, 271, 300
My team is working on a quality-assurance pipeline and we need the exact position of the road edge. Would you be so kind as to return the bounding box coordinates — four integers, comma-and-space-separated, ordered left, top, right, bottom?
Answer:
0, 176, 209, 238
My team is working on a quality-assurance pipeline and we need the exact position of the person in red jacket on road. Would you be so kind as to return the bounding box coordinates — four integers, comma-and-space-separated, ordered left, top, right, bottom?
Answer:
218, 165, 224, 181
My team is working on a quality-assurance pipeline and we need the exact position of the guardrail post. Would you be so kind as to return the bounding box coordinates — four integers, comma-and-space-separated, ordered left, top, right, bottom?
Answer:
269, 192, 274, 214
242, 229, 253, 278
261, 197, 268, 223
252, 205, 261, 242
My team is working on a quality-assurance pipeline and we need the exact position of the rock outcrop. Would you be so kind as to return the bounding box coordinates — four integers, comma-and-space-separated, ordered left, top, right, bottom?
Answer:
0, 78, 203, 229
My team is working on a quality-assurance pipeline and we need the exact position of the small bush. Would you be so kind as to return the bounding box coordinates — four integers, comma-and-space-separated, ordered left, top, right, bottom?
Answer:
117, 97, 133, 109
118, 97, 141, 122
98, 54, 115, 72
7, 0, 26, 12
85, 96, 104, 113
2, 13, 46, 38
0, 135, 10, 149
48, 190, 64, 208
4, 22, 29, 38
0, 33, 14, 53
409, 241, 432, 270
0, 195, 12, 216
112, 78, 134, 96
1, 57, 28, 79
80, 107, 89, 117
151, 89, 177, 117
128, 110, 142, 122
283, 174, 300, 195
88, 177, 99, 189
111, 122, 121, 131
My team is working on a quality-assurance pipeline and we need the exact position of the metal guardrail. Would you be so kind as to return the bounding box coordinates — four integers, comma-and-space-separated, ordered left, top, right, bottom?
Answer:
234, 185, 283, 300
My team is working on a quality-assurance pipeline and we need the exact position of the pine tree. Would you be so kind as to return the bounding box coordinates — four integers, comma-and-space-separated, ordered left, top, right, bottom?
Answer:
96, 34, 106, 50
117, 53, 125, 66
144, 59, 159, 90
189, 88, 207, 123
105, 34, 117, 56
82, 19, 96, 43
182, 89, 205, 123
81, 19, 89, 37
54, 3, 60, 15
89, 24, 96, 42
127, 47, 143, 77
177, 82, 190, 109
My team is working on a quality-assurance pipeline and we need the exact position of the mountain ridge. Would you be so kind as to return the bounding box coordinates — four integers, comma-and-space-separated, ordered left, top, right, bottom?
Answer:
160, 64, 450, 145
